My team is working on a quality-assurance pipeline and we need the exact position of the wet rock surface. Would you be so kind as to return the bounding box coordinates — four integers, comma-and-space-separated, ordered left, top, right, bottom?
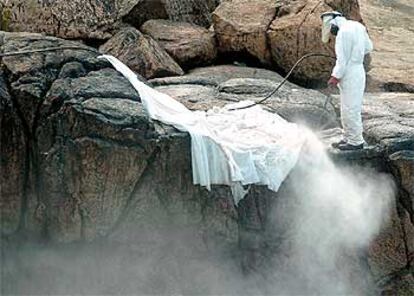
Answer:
1, 33, 413, 294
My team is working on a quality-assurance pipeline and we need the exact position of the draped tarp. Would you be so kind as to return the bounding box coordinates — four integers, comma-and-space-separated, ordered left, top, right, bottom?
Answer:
101, 55, 307, 205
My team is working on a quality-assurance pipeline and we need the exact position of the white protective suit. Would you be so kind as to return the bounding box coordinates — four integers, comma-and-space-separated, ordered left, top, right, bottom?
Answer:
100, 55, 308, 205
330, 16, 373, 145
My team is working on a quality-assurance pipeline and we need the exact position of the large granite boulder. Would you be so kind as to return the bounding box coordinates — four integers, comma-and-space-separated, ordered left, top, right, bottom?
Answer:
141, 20, 217, 69
212, 0, 276, 65
100, 27, 184, 79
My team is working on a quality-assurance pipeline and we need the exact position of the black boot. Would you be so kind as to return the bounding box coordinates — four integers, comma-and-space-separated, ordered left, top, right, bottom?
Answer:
331, 139, 346, 148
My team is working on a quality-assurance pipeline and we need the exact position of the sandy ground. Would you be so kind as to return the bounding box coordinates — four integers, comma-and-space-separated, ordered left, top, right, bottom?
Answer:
360, 0, 414, 90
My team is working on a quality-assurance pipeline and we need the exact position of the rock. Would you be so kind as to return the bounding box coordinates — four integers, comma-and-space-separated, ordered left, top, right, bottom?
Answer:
323, 92, 414, 152
100, 27, 184, 79
37, 97, 154, 241
324, 0, 364, 21
0, 33, 235, 246
389, 150, 414, 268
362, 93, 414, 150
267, 0, 363, 84
141, 20, 217, 69
360, 0, 414, 92
163, 0, 214, 28
380, 271, 414, 296
58, 62, 87, 79
212, 0, 276, 65
0, 70, 26, 235
3, 0, 142, 40
122, 0, 169, 29
0, 32, 103, 129
0, 32, 120, 237
124, 0, 216, 28
383, 82, 414, 94
367, 200, 410, 280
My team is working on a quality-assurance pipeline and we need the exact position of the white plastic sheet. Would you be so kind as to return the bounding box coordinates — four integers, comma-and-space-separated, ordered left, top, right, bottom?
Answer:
101, 55, 307, 205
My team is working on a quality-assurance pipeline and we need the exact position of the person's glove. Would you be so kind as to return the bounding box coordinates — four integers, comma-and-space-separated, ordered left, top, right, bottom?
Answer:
327, 76, 340, 87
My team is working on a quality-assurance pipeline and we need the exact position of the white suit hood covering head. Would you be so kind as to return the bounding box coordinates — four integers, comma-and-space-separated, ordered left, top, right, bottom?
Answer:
321, 11, 343, 43
329, 16, 347, 29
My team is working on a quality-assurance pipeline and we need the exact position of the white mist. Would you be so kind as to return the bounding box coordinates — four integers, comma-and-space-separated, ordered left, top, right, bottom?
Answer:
266, 129, 395, 295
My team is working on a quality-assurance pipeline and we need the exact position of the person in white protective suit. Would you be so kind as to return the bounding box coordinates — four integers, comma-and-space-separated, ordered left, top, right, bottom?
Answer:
321, 11, 373, 150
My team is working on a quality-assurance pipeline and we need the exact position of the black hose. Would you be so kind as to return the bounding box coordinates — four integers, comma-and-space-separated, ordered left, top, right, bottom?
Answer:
228, 53, 336, 111
0, 46, 99, 58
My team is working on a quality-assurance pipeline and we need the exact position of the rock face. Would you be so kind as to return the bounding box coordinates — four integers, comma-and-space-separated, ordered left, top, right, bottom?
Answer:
0, 32, 337, 243
360, 0, 414, 92
1, 33, 413, 294
100, 27, 184, 79
3, 0, 142, 39
0, 70, 26, 235
389, 150, 414, 267
362, 93, 414, 149
212, 0, 276, 65
141, 20, 217, 69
